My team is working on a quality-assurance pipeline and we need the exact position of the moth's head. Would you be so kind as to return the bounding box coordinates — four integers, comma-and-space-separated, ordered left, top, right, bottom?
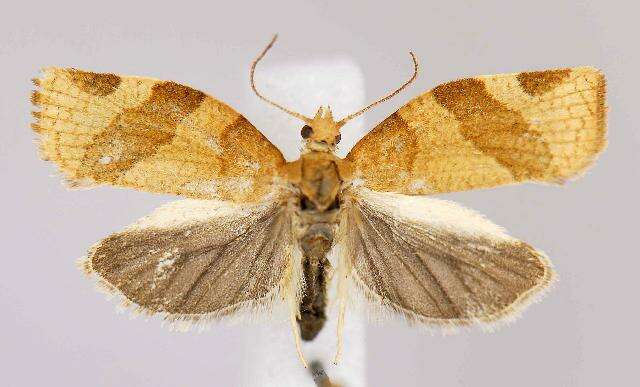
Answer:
250, 35, 418, 152
300, 106, 341, 151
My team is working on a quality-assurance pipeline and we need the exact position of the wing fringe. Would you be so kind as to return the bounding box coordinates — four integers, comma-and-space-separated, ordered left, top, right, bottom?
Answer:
77, 240, 304, 332
348, 248, 556, 333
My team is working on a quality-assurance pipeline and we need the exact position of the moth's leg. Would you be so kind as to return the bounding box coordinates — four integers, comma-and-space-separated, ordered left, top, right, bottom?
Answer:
333, 216, 354, 365
285, 240, 308, 367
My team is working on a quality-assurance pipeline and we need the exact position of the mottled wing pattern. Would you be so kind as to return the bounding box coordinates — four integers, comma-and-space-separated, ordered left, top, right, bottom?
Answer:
347, 67, 606, 194
32, 68, 287, 202
339, 188, 554, 326
80, 198, 301, 326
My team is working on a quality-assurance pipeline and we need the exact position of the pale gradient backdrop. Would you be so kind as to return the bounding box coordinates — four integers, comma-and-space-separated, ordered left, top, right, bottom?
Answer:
1, 1, 637, 386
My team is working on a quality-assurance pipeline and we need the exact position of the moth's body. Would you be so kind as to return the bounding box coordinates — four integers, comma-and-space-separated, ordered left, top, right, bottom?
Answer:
30, 36, 607, 367
289, 119, 350, 340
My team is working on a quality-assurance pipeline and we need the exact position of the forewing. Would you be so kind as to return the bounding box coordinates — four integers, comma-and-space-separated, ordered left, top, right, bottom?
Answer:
347, 67, 606, 194
80, 198, 300, 326
339, 188, 554, 327
32, 68, 287, 202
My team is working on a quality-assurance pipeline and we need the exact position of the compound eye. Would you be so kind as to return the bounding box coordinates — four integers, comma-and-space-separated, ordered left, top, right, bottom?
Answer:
334, 133, 341, 144
301, 125, 313, 139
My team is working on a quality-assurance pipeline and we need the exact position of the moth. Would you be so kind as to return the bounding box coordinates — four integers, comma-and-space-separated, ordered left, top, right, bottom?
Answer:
31, 36, 607, 366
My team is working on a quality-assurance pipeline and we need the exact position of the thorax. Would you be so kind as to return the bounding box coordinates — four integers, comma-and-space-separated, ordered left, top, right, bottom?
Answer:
287, 150, 351, 213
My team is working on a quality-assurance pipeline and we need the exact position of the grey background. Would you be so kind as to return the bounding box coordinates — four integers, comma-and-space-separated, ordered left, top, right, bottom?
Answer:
1, 0, 637, 386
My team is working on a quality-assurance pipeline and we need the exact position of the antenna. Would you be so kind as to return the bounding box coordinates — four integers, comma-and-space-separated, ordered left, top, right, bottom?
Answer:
337, 52, 419, 127
250, 35, 312, 123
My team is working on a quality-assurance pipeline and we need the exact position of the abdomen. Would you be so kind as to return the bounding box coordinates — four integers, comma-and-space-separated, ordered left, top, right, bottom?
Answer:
296, 210, 339, 340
